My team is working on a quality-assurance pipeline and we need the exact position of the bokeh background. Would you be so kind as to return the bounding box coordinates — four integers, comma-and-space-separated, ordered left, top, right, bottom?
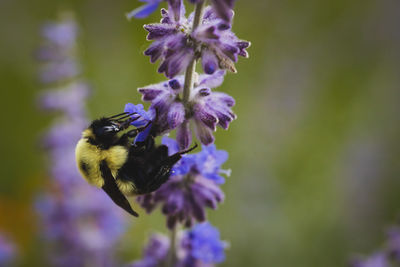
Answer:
0, 0, 399, 266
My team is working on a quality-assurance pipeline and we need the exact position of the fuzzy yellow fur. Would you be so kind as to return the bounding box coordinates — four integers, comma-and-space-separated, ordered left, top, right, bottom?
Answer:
75, 129, 129, 190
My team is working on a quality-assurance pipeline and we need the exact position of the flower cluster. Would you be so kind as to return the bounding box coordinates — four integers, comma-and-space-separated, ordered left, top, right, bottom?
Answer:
0, 234, 16, 266
137, 70, 236, 148
350, 226, 400, 267
143, 5, 250, 78
130, 222, 226, 267
137, 138, 227, 229
36, 14, 126, 266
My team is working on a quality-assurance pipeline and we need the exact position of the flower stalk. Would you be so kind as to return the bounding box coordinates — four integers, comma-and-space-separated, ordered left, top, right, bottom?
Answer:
166, 226, 177, 267
182, 0, 206, 106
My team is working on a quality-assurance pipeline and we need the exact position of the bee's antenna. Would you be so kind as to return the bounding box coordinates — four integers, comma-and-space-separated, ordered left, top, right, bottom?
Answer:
115, 113, 137, 122
179, 143, 198, 155
108, 112, 130, 119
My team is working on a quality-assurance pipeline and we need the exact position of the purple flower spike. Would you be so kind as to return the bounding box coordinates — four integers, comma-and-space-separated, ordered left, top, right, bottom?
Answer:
137, 174, 224, 229
181, 222, 227, 264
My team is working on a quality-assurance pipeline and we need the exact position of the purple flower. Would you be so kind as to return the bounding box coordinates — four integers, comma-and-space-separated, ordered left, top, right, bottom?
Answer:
163, 137, 229, 184
124, 103, 155, 142
0, 234, 16, 266
181, 222, 227, 265
138, 70, 236, 148
129, 234, 170, 267
136, 139, 225, 229
137, 174, 224, 229
351, 252, 388, 267
143, 6, 250, 78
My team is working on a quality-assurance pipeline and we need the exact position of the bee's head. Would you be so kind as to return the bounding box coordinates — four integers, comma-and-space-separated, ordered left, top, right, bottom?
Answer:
87, 112, 136, 146
90, 118, 120, 139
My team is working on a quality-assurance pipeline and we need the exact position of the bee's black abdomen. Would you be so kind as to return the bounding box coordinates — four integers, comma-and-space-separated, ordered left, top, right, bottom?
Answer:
116, 140, 181, 195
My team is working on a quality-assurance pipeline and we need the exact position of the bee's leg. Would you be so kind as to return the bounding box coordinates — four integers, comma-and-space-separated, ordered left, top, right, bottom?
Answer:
139, 165, 172, 194
139, 144, 198, 194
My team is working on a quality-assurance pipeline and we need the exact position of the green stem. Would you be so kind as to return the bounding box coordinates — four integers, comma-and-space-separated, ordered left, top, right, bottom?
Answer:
166, 226, 177, 267
182, 0, 206, 106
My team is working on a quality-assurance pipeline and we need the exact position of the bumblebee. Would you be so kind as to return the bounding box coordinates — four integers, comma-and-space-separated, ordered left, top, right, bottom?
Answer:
75, 112, 196, 217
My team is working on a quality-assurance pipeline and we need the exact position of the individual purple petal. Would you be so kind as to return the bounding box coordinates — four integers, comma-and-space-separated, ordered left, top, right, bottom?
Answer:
210, 0, 235, 22
167, 0, 183, 22
126, 1, 161, 20
198, 70, 226, 88
193, 104, 218, 130
144, 24, 176, 40
201, 50, 219, 74
164, 48, 195, 78
167, 102, 185, 128
124, 103, 154, 127
176, 121, 192, 150
193, 119, 215, 146
162, 136, 180, 154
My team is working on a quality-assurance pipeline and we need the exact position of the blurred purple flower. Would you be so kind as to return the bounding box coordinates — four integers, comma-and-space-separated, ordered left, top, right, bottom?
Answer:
143, 6, 249, 78
351, 252, 388, 267
0, 234, 16, 266
138, 70, 236, 148
137, 138, 225, 229
38, 82, 90, 117
387, 226, 400, 261
130, 223, 226, 267
37, 16, 82, 85
129, 234, 170, 267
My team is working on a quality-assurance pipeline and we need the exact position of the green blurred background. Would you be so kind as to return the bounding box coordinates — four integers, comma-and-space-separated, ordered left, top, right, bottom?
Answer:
0, 0, 399, 266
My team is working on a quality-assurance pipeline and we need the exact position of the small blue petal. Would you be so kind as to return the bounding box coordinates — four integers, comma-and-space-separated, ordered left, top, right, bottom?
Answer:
162, 136, 180, 155
126, 2, 161, 19
135, 122, 152, 143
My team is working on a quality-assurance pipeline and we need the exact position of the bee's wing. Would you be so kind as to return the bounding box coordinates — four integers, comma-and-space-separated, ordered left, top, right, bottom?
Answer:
99, 161, 139, 217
